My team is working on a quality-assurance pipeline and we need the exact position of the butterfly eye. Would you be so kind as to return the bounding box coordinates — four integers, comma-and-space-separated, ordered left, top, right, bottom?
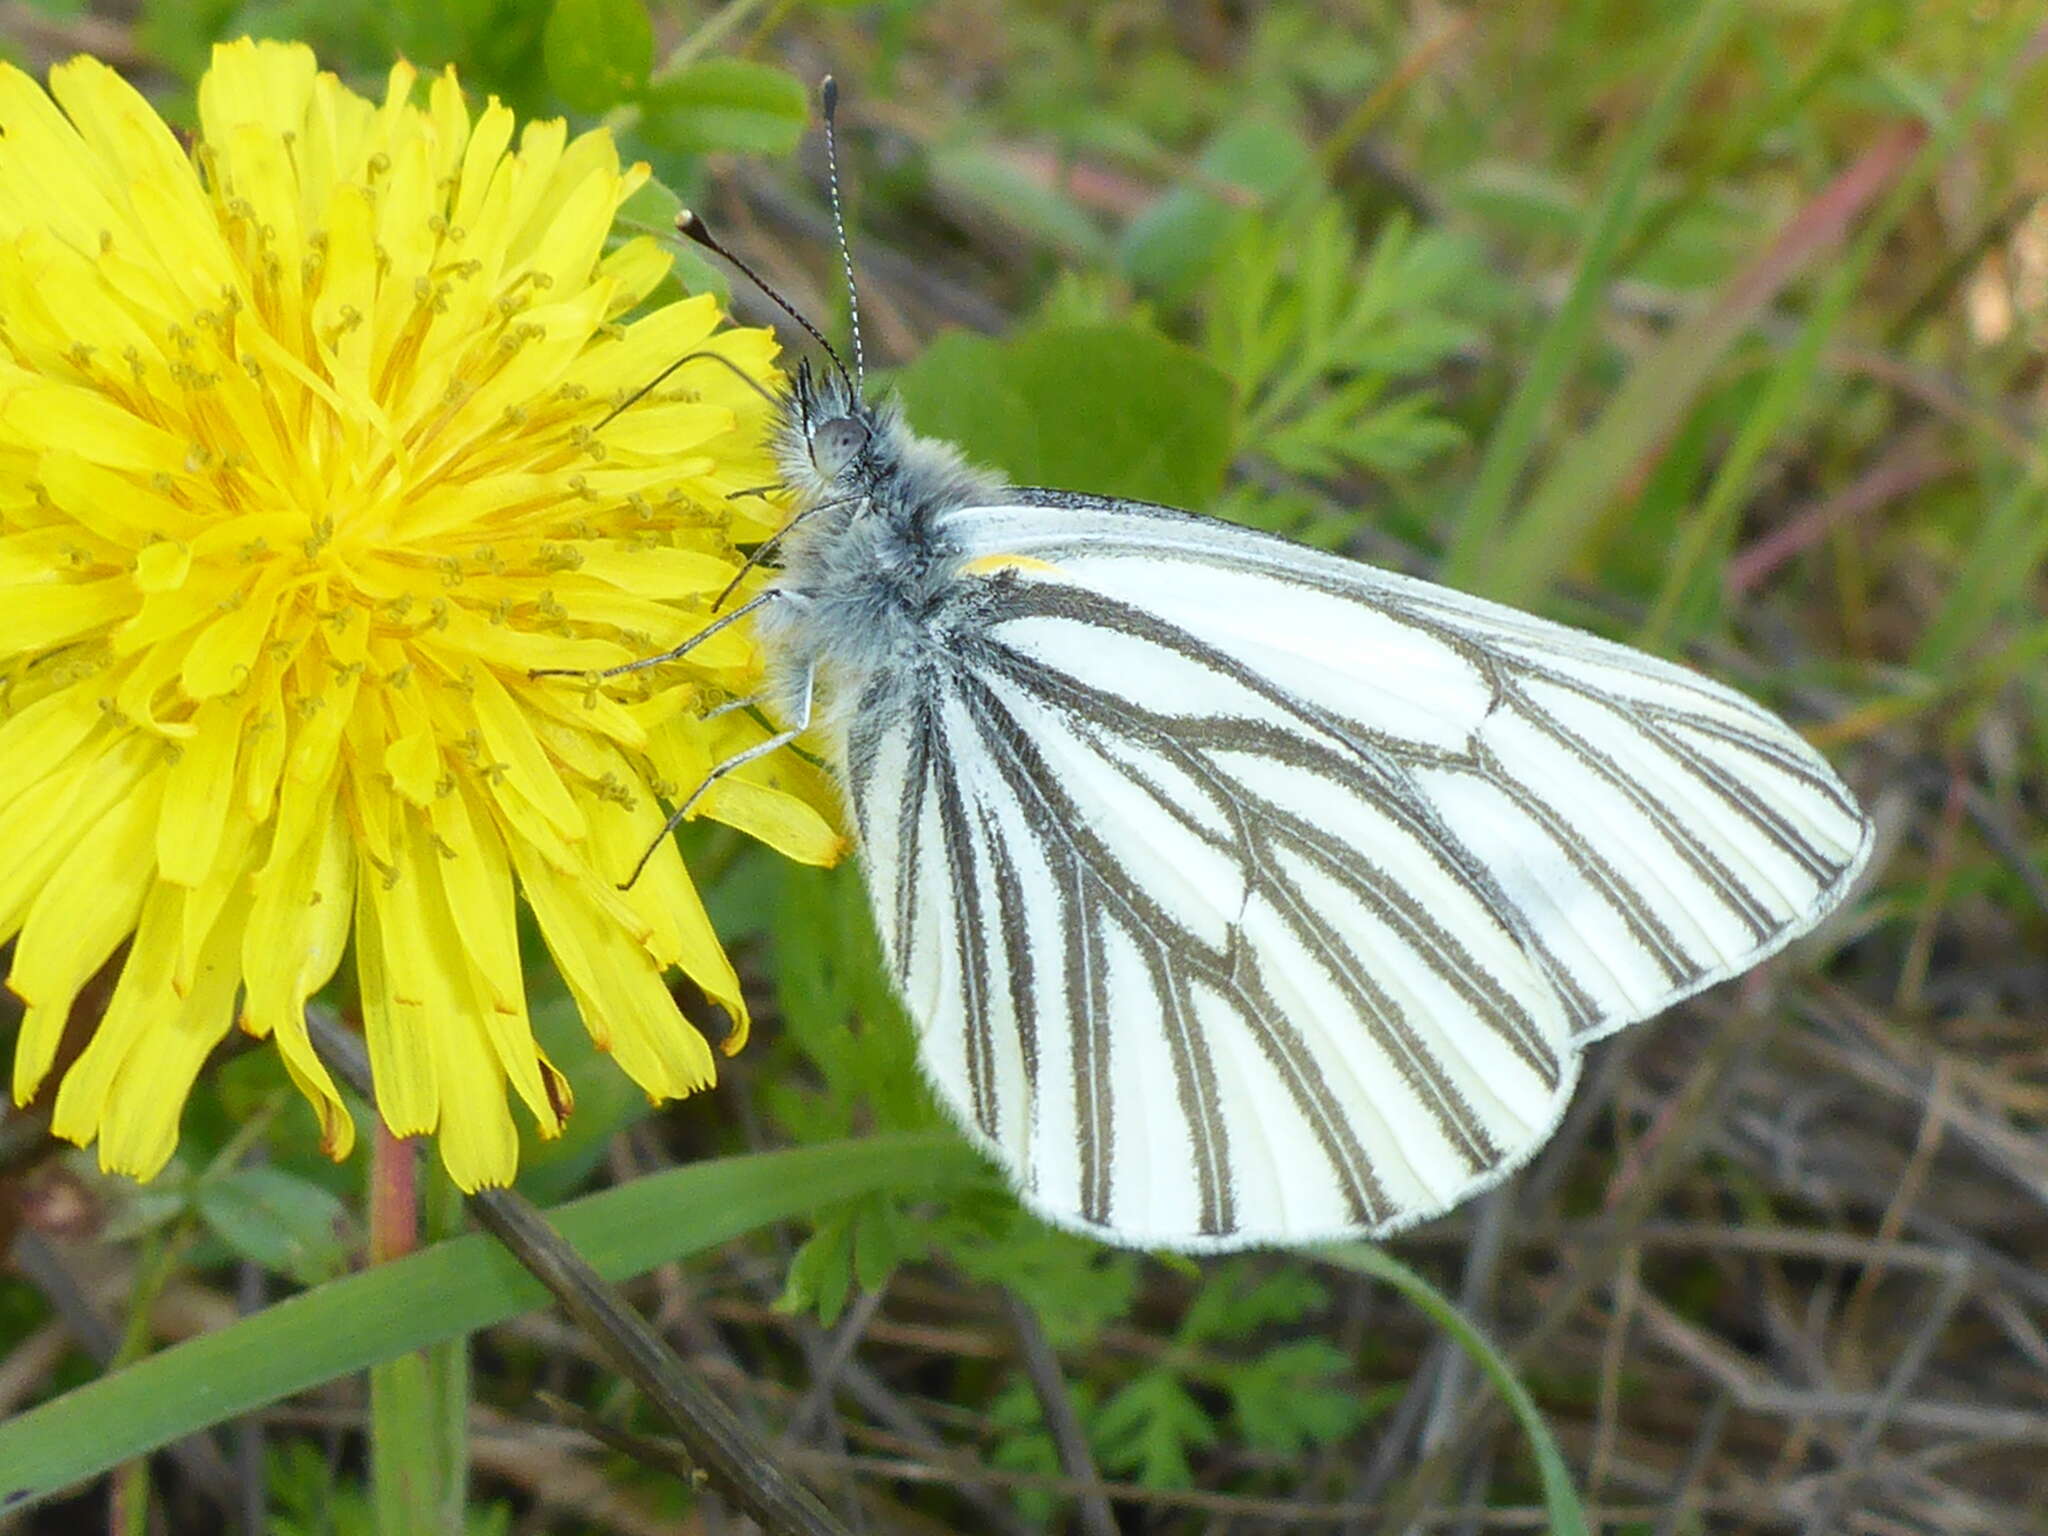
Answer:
810, 416, 870, 476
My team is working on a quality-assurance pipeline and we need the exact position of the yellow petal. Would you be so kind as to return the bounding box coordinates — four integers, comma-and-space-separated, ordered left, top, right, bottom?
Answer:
0, 684, 108, 806
467, 664, 587, 840
512, 840, 716, 1100
170, 810, 256, 997
0, 63, 131, 247
197, 39, 319, 140
36, 449, 204, 547
71, 876, 250, 1179
6, 762, 162, 1019
0, 733, 155, 948
353, 848, 436, 1136
180, 565, 291, 700
517, 166, 615, 296
564, 292, 721, 399
282, 648, 360, 788
156, 699, 242, 886
569, 542, 741, 599
48, 56, 218, 263
1, 573, 136, 652
0, 378, 191, 475
240, 672, 290, 822
44, 875, 177, 1143
133, 541, 191, 593
450, 99, 515, 235
243, 794, 355, 1156
424, 782, 524, 1008
643, 712, 847, 868
428, 1003, 518, 1191
586, 780, 747, 1047
596, 234, 671, 316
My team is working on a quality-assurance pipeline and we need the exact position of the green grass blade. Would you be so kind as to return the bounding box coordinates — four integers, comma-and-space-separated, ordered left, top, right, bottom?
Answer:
369, 1351, 441, 1536
1316, 1243, 1588, 1536
0, 1133, 983, 1510
1502, 115, 1929, 622
1444, 0, 1739, 591
1637, 122, 1937, 647
1912, 460, 2048, 671
1644, 9, 2048, 647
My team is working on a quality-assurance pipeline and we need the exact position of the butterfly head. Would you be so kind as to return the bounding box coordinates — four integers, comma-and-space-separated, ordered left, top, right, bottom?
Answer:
808, 410, 872, 482
780, 357, 886, 498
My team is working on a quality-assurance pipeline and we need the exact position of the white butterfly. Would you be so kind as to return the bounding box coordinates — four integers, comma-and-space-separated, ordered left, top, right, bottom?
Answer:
608, 106, 1871, 1252
635, 350, 1871, 1253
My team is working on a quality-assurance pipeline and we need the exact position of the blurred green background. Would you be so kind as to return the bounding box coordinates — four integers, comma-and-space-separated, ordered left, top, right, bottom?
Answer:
3, 1, 2047, 1532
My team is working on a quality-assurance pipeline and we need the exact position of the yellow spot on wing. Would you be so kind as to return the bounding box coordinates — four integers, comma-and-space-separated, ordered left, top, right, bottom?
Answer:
961, 552, 1060, 577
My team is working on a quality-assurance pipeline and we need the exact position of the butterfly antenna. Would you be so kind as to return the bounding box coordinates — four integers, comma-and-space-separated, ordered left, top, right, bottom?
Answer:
820, 76, 864, 390
675, 210, 856, 397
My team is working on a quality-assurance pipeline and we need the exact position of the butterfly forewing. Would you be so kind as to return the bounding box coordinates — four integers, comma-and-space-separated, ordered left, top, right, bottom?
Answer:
839, 491, 1869, 1249
944, 492, 1872, 1029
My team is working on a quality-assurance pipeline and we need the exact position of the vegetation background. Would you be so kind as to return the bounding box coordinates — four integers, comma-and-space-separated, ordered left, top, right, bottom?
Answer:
1, 0, 2046, 1531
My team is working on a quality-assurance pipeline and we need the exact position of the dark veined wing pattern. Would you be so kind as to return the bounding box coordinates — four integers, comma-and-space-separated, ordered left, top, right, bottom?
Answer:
841, 490, 1871, 1250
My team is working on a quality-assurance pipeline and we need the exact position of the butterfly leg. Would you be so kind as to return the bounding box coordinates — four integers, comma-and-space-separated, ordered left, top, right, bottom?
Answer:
709, 510, 820, 611
708, 491, 867, 611
701, 691, 767, 720
532, 588, 786, 684
617, 661, 817, 889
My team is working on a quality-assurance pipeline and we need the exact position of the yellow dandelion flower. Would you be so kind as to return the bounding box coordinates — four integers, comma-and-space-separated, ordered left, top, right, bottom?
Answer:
0, 39, 843, 1191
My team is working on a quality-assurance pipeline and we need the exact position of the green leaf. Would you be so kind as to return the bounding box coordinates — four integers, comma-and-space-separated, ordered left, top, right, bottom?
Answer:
778, 1205, 859, 1326
946, 1216, 1138, 1349
891, 322, 1238, 509
926, 145, 1112, 263
639, 58, 809, 158
370, 1349, 446, 1535
1201, 207, 1476, 491
195, 1166, 353, 1287
543, 0, 654, 116
1228, 1338, 1371, 1458
1646, 22, 2045, 650
1262, 391, 1463, 480
1120, 113, 1313, 300
853, 1194, 919, 1291
1451, 162, 1587, 243
1176, 1261, 1325, 1345
766, 861, 933, 1138
777, 1191, 928, 1326
270, 1441, 515, 1536
614, 173, 682, 236
0, 1134, 983, 1510
1092, 1370, 1216, 1489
